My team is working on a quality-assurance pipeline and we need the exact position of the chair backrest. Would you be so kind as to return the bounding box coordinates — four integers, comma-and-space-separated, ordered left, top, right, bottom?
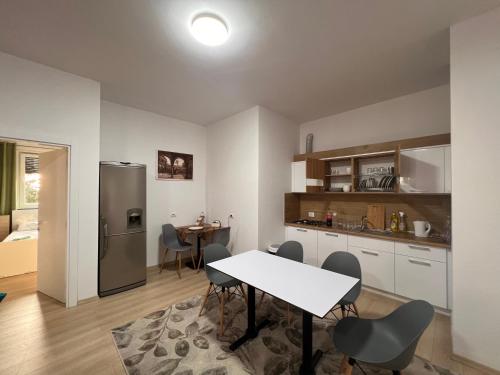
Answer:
276, 241, 303, 263
162, 224, 182, 249
203, 243, 232, 280
321, 251, 362, 302
321, 251, 361, 279
212, 227, 230, 247
381, 300, 434, 370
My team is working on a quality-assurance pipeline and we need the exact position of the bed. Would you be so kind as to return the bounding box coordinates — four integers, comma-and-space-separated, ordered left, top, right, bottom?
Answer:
0, 209, 38, 278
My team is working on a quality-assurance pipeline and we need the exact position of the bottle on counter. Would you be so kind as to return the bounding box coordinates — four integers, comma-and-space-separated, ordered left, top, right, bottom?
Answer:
326, 212, 333, 227
398, 211, 406, 232
390, 211, 399, 232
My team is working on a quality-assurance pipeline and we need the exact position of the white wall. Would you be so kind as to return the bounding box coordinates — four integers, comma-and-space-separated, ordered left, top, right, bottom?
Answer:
258, 107, 299, 250
0, 52, 100, 304
206, 107, 260, 254
450, 8, 500, 371
300, 85, 450, 153
206, 106, 298, 254
100, 101, 207, 267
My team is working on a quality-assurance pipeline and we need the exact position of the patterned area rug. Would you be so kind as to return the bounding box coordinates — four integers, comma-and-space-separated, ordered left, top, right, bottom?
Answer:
111, 293, 456, 375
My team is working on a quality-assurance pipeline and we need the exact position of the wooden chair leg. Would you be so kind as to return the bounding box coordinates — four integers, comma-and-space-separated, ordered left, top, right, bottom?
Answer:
190, 249, 196, 270
219, 286, 225, 336
199, 282, 212, 316
341, 305, 346, 319
159, 248, 168, 273
239, 284, 247, 304
196, 249, 204, 273
176, 252, 182, 279
258, 291, 266, 307
352, 302, 359, 317
340, 355, 354, 375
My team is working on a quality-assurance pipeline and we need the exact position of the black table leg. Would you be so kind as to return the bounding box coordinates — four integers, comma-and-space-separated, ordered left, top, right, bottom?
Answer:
186, 233, 202, 270
300, 310, 322, 375
230, 285, 270, 351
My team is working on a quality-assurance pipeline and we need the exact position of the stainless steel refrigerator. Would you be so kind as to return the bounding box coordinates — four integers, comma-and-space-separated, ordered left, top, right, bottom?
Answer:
99, 161, 146, 297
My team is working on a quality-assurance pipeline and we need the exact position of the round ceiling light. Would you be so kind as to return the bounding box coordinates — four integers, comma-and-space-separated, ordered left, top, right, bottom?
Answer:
190, 13, 229, 46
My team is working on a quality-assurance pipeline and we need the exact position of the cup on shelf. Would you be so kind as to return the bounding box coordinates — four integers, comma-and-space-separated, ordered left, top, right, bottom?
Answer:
343, 184, 351, 192
346, 167, 352, 174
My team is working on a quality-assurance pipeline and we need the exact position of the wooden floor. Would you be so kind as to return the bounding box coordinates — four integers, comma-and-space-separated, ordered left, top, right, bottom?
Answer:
0, 268, 490, 375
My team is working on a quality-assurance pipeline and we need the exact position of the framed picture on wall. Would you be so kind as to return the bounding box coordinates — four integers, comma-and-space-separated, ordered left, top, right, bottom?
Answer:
156, 150, 193, 180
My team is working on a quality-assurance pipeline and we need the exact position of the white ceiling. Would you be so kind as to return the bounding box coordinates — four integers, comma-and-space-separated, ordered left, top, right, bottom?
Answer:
0, 0, 499, 125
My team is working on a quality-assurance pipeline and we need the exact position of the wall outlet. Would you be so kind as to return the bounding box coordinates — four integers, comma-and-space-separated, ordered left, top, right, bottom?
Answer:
308, 211, 315, 218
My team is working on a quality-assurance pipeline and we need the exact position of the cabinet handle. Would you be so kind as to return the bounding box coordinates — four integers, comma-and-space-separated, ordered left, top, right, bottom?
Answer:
361, 250, 379, 256
409, 245, 431, 251
325, 232, 339, 237
296, 228, 307, 232
408, 258, 432, 267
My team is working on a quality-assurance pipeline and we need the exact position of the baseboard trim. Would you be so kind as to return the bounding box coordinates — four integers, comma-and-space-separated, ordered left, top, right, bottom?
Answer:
77, 295, 99, 306
452, 354, 500, 375
361, 286, 451, 316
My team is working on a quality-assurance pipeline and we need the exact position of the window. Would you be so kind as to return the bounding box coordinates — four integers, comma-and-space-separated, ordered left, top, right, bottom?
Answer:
18, 153, 40, 208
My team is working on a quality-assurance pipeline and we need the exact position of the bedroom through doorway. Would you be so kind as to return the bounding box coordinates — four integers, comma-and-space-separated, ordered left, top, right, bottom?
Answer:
0, 137, 69, 305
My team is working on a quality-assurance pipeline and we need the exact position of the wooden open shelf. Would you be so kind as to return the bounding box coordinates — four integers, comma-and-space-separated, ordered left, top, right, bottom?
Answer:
322, 149, 401, 193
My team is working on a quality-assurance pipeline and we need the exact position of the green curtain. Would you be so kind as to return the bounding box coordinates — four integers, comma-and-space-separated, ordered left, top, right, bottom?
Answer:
0, 142, 16, 215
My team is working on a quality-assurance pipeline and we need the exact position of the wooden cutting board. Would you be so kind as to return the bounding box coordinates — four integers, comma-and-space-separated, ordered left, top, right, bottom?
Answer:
367, 204, 385, 230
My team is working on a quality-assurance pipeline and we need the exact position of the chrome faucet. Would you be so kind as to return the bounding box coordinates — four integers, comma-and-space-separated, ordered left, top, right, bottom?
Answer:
360, 216, 368, 231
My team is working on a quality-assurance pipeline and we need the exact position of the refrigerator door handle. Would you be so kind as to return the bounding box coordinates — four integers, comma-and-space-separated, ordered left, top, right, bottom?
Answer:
103, 223, 109, 256
99, 217, 109, 260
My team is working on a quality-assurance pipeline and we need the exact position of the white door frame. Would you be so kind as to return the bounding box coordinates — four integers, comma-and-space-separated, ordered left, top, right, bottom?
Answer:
0, 132, 78, 307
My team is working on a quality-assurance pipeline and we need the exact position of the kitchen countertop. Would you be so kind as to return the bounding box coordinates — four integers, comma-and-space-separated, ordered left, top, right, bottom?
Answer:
285, 222, 451, 249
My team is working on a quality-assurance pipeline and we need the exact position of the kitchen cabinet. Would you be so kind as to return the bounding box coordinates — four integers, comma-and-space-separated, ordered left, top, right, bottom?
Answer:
395, 242, 446, 263
395, 242, 448, 308
285, 226, 318, 266
395, 255, 447, 308
317, 231, 348, 267
291, 159, 324, 193
348, 237, 395, 293
291, 161, 306, 193
400, 146, 451, 193
284, 226, 451, 309
444, 145, 451, 193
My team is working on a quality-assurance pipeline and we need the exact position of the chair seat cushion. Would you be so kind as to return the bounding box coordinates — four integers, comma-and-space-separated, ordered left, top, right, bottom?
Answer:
175, 244, 192, 252
334, 317, 403, 365
207, 268, 241, 288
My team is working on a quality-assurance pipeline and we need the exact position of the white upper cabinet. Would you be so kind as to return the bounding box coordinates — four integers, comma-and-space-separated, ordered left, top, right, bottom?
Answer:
444, 145, 451, 193
291, 161, 306, 192
399, 145, 451, 193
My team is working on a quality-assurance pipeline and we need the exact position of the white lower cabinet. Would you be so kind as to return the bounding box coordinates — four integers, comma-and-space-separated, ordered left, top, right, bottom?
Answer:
395, 255, 447, 308
317, 231, 348, 267
284, 226, 451, 309
285, 226, 318, 266
349, 246, 395, 293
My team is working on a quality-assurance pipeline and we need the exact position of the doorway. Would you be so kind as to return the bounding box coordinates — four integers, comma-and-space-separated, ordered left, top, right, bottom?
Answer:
0, 137, 69, 305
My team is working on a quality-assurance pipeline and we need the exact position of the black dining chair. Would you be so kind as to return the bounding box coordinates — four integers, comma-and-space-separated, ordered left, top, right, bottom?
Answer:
159, 224, 195, 279
321, 251, 362, 318
196, 227, 230, 272
198, 243, 247, 336
334, 300, 434, 375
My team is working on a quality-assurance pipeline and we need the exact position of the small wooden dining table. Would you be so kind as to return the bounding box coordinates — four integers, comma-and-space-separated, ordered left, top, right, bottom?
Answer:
176, 224, 228, 270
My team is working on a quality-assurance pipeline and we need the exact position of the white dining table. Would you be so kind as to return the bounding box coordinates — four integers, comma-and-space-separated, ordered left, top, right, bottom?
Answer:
208, 249, 360, 375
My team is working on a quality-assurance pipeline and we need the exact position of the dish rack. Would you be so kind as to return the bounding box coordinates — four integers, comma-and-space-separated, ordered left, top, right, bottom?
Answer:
358, 174, 397, 192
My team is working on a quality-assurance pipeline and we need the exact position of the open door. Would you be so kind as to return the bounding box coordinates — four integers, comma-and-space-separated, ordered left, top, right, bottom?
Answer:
37, 148, 68, 304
